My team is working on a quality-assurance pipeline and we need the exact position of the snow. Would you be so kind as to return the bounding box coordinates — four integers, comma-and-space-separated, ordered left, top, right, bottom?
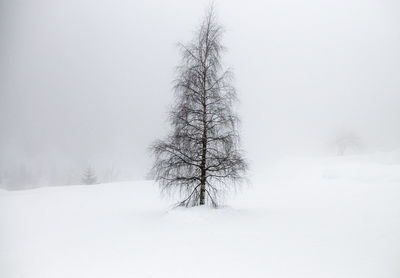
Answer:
1, 152, 400, 278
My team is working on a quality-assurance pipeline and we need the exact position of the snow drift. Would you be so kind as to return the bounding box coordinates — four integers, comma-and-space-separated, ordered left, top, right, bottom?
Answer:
1, 151, 400, 278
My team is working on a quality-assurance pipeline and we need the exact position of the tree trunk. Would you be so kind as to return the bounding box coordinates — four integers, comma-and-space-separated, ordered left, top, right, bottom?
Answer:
199, 85, 207, 205
199, 47, 208, 205
199, 171, 206, 205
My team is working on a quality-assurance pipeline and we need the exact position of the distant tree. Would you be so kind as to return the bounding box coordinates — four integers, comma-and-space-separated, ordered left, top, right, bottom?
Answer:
0, 165, 39, 190
150, 6, 247, 207
82, 167, 97, 185
102, 165, 119, 183
334, 132, 362, 156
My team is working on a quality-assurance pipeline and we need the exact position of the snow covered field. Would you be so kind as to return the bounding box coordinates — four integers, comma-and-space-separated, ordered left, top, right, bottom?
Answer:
1, 152, 400, 278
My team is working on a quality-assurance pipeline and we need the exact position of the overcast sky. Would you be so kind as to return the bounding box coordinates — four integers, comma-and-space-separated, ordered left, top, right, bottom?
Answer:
1, 0, 399, 186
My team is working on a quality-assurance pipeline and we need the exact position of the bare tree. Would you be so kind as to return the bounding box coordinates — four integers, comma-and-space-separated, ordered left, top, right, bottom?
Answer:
150, 6, 247, 207
333, 132, 362, 156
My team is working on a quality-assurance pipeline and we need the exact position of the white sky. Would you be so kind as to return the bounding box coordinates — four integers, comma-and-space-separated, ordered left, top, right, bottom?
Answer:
1, 0, 399, 183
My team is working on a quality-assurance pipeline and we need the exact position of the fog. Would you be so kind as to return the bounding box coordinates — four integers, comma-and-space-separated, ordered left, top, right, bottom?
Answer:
1, 0, 399, 189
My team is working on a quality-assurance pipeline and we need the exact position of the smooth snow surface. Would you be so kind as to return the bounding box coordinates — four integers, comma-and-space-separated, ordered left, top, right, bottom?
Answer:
1, 152, 400, 278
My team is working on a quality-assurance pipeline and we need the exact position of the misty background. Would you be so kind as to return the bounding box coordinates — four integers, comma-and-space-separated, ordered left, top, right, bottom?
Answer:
1, 0, 399, 189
